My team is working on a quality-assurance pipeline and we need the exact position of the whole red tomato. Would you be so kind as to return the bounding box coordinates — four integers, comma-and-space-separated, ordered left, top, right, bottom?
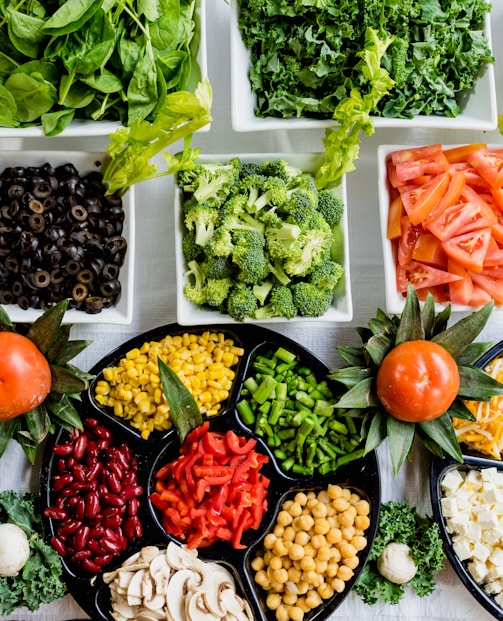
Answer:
376, 340, 460, 423
0, 332, 52, 421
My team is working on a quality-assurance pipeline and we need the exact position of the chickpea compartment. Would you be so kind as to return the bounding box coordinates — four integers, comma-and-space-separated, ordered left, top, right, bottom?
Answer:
251, 485, 371, 621
94, 331, 244, 439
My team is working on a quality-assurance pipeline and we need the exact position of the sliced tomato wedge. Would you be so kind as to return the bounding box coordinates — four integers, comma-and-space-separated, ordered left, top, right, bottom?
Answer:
397, 216, 422, 266
426, 196, 496, 241
448, 259, 473, 306
469, 271, 503, 305
391, 144, 449, 183
468, 149, 503, 189
396, 260, 462, 293
483, 248, 503, 267
469, 283, 492, 306
399, 172, 450, 225
412, 232, 447, 267
442, 228, 491, 272
443, 143, 488, 164
387, 195, 404, 240
422, 170, 466, 228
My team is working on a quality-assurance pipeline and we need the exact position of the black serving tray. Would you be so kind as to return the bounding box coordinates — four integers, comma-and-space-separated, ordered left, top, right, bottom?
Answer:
40, 323, 381, 621
430, 339, 503, 621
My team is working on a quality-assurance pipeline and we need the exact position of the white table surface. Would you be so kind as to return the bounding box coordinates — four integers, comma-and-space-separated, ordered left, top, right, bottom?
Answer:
1, 2, 503, 620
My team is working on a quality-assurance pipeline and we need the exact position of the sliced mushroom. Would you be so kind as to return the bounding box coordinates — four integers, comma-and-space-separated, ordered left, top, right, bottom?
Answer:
149, 551, 172, 592
186, 593, 220, 621
166, 568, 196, 621
127, 568, 147, 606
166, 541, 202, 573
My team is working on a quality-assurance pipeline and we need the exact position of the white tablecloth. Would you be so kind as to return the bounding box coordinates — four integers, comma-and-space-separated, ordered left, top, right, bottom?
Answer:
2, 2, 503, 620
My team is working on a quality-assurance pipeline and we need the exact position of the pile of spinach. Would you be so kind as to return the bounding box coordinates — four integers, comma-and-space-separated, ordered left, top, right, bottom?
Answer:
238, 0, 493, 121
0, 0, 201, 135
0, 490, 66, 615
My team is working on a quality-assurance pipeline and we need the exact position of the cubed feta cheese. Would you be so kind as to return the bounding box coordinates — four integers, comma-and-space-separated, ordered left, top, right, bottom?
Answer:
441, 469, 464, 494
452, 536, 472, 562
477, 510, 499, 530
441, 496, 458, 518
473, 542, 491, 564
468, 559, 489, 583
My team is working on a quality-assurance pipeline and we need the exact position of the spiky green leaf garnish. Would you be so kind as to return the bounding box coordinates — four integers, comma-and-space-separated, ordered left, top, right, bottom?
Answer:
329, 285, 503, 475
0, 299, 92, 464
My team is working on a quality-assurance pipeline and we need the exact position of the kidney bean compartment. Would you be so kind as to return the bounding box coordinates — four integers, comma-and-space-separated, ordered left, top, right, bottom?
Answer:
0, 162, 127, 313
44, 418, 144, 574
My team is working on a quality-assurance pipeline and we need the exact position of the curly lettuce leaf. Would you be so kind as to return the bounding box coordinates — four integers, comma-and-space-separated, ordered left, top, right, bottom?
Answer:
354, 501, 446, 605
0, 490, 66, 615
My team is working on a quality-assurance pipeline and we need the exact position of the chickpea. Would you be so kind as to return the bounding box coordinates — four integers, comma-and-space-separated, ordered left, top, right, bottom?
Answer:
288, 543, 305, 561
355, 499, 371, 515
311, 534, 327, 549
316, 546, 332, 562
288, 501, 303, 517
329, 578, 346, 594
303, 570, 323, 588
318, 582, 335, 598
255, 569, 270, 588
289, 606, 304, 621
278, 510, 294, 527
326, 560, 339, 578
299, 556, 316, 572
305, 590, 322, 609
341, 525, 356, 541
282, 591, 297, 606
343, 555, 360, 570
339, 507, 357, 527
294, 530, 310, 546
313, 518, 330, 535
327, 484, 343, 500
355, 515, 371, 531
340, 487, 351, 501
337, 565, 354, 581
288, 567, 302, 583
294, 492, 308, 506
283, 526, 296, 542
326, 527, 342, 544
271, 568, 289, 584
315, 559, 328, 574
294, 514, 314, 531
274, 525, 286, 538
251, 556, 265, 571
311, 501, 327, 518
351, 535, 368, 551
317, 489, 330, 504
266, 593, 282, 610
270, 555, 284, 570
276, 605, 289, 621
264, 533, 277, 549
297, 597, 310, 613
332, 498, 350, 512
272, 539, 289, 556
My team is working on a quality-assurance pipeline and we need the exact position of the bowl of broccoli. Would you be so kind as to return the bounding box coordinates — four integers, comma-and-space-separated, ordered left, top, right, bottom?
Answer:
174, 153, 352, 324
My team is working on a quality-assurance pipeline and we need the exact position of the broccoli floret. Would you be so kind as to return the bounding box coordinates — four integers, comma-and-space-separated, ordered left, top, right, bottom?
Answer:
182, 229, 204, 263
238, 161, 262, 180
254, 284, 297, 320
201, 254, 235, 280
226, 284, 258, 321
204, 278, 233, 307
283, 223, 332, 277
236, 174, 288, 213
204, 227, 234, 257
183, 260, 207, 305
291, 282, 334, 317
317, 190, 345, 227
232, 230, 270, 284
259, 159, 303, 183
253, 278, 274, 305
264, 221, 302, 260
183, 259, 233, 308
268, 258, 291, 286
184, 203, 220, 246
308, 260, 344, 290
220, 210, 265, 235
181, 163, 238, 207
286, 173, 318, 206
281, 190, 317, 223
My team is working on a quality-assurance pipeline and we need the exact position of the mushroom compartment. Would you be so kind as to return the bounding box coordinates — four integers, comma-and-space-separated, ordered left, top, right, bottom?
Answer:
103, 542, 253, 621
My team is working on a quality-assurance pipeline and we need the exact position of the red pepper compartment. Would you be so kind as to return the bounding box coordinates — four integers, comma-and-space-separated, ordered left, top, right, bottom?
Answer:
40, 323, 381, 621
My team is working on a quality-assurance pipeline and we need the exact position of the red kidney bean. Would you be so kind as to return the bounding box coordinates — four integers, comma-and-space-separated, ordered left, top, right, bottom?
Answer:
51, 537, 67, 557
44, 507, 68, 520
82, 559, 101, 574
46, 418, 144, 574
127, 498, 139, 516
52, 443, 73, 456
73, 434, 88, 460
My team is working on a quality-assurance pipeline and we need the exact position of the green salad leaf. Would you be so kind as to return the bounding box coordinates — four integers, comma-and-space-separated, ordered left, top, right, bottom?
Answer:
0, 490, 66, 615
354, 501, 446, 605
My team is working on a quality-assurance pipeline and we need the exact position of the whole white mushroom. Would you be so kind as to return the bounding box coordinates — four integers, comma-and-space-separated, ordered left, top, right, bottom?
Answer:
377, 542, 418, 584
0, 523, 30, 576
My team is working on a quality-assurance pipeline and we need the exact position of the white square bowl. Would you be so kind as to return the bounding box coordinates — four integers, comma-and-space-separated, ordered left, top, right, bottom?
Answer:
0, 0, 208, 137
230, 2, 496, 132
0, 151, 134, 324
378, 143, 503, 315
175, 153, 352, 324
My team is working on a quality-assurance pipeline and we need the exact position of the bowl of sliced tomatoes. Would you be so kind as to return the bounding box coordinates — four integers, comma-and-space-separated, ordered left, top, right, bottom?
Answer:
378, 142, 503, 314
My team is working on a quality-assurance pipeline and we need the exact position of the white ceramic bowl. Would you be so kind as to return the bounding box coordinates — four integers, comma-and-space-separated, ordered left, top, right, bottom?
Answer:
175, 153, 352, 324
378, 143, 503, 315
0, 1, 208, 138
230, 2, 496, 132
0, 151, 134, 324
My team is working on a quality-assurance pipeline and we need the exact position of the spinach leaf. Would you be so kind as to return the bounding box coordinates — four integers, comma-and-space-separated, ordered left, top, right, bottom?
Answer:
42, 0, 102, 35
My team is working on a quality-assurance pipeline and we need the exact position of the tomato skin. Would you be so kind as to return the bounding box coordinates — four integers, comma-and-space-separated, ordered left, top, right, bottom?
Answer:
0, 332, 52, 420
376, 340, 460, 423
